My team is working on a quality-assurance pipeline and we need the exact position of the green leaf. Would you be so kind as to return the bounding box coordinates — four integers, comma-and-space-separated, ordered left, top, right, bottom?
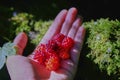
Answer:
2, 42, 16, 56
0, 48, 6, 70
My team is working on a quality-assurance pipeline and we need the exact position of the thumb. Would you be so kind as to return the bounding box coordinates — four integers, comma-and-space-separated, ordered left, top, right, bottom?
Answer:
13, 32, 28, 55
6, 55, 36, 80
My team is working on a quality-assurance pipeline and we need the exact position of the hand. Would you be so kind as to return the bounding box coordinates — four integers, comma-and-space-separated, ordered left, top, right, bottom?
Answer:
6, 7, 86, 80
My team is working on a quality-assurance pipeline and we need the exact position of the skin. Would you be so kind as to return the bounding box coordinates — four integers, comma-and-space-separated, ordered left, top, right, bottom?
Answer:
6, 7, 86, 80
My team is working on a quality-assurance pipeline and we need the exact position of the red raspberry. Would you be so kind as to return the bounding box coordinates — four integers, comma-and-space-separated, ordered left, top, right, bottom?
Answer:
35, 44, 46, 53
33, 51, 45, 64
53, 33, 65, 50
45, 49, 57, 59
47, 39, 62, 54
53, 33, 65, 43
32, 44, 46, 64
62, 37, 74, 49
59, 50, 70, 59
47, 40, 58, 51
45, 55, 60, 70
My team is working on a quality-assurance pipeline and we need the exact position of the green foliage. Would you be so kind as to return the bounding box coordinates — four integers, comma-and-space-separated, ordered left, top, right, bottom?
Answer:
32, 20, 52, 45
10, 13, 34, 35
84, 18, 120, 79
10, 12, 53, 45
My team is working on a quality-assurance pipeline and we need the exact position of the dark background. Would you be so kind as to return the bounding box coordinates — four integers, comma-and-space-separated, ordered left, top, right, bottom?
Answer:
0, 0, 120, 21
0, 0, 120, 80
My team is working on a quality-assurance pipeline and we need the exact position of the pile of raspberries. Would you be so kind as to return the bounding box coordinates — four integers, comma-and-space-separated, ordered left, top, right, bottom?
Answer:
31, 33, 74, 71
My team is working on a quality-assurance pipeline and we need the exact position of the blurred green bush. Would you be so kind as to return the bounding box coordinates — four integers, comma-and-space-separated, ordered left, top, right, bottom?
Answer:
83, 18, 120, 80
10, 13, 53, 45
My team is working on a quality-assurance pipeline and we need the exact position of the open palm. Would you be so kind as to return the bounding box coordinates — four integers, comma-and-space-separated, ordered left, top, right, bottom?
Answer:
6, 7, 85, 80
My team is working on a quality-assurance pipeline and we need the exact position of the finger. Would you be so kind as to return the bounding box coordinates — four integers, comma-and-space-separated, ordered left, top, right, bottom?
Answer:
60, 60, 77, 77
60, 7, 78, 36
70, 26, 86, 64
6, 55, 35, 80
13, 32, 28, 55
40, 9, 67, 44
49, 68, 73, 80
67, 18, 82, 39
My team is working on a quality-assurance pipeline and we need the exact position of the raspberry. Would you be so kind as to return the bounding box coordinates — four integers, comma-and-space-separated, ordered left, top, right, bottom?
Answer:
33, 51, 45, 64
45, 55, 60, 70
53, 33, 65, 43
32, 44, 46, 64
59, 50, 70, 59
35, 44, 46, 53
52, 33, 65, 50
47, 40, 58, 51
45, 49, 57, 59
62, 37, 74, 49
